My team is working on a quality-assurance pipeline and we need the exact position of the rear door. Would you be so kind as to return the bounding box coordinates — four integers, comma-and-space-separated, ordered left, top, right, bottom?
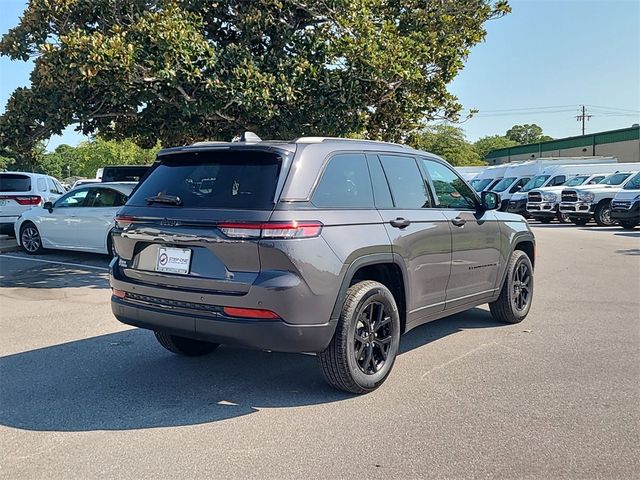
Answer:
375, 154, 452, 323
420, 158, 501, 309
112, 148, 286, 295
75, 187, 129, 251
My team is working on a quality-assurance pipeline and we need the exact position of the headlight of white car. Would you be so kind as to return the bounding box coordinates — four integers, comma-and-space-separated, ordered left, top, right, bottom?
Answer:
578, 192, 595, 202
542, 192, 557, 202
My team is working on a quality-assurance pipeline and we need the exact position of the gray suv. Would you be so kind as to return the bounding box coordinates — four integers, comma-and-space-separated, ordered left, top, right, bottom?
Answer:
110, 136, 535, 393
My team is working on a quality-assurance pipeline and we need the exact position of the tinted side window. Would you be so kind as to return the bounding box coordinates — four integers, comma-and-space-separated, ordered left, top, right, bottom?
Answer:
37, 178, 47, 192
86, 188, 128, 207
367, 155, 393, 209
421, 159, 477, 210
312, 153, 374, 208
550, 175, 566, 186
46, 178, 60, 194
379, 155, 431, 208
588, 176, 605, 185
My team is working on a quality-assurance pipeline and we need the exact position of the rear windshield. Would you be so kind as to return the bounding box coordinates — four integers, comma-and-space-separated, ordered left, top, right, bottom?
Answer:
128, 150, 282, 209
0, 174, 31, 192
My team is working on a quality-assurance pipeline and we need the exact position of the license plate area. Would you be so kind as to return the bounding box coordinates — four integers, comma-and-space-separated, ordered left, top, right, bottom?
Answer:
155, 247, 192, 275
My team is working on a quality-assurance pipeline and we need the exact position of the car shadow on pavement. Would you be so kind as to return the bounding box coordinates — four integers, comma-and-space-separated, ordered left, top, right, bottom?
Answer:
0, 308, 500, 432
0, 262, 109, 289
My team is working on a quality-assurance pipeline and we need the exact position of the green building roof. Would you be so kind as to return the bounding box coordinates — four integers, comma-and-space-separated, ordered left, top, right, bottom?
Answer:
485, 125, 640, 159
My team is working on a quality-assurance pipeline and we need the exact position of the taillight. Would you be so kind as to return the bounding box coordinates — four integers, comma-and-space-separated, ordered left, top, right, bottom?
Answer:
218, 221, 322, 239
115, 215, 136, 229
0, 195, 42, 206
223, 306, 280, 319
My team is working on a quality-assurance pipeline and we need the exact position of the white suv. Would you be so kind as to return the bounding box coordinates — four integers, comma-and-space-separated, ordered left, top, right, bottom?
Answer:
0, 172, 66, 236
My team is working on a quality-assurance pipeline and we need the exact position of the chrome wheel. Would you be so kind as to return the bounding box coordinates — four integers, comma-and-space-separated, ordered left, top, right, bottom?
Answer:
21, 225, 41, 253
354, 301, 393, 375
512, 261, 532, 311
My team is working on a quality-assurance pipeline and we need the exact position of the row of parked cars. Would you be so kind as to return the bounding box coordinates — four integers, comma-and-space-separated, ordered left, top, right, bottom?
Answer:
0, 166, 149, 254
457, 158, 640, 229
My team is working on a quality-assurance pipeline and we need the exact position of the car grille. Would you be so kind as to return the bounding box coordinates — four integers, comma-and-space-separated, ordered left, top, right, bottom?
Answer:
528, 192, 542, 203
561, 190, 578, 203
612, 200, 632, 210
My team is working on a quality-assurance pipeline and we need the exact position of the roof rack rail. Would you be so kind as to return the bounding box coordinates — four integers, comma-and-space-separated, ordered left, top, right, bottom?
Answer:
293, 137, 411, 148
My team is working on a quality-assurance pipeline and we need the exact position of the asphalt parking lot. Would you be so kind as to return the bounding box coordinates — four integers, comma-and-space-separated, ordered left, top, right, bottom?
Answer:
1, 224, 638, 479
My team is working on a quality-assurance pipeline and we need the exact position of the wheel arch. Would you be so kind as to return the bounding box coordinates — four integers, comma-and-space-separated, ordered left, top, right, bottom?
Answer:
331, 253, 409, 334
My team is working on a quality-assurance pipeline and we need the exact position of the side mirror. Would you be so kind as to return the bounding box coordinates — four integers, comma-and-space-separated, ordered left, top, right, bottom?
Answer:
481, 191, 500, 211
43, 201, 53, 213
513, 185, 522, 192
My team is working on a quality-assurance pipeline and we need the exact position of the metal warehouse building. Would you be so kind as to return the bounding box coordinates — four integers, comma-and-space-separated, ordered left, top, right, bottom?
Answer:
485, 125, 640, 165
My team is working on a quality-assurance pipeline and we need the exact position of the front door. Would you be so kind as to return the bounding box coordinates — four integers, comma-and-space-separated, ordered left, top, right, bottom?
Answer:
374, 154, 452, 324
40, 188, 89, 248
420, 158, 501, 309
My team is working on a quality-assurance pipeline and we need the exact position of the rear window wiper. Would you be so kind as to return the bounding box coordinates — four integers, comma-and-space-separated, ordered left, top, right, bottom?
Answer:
145, 193, 183, 206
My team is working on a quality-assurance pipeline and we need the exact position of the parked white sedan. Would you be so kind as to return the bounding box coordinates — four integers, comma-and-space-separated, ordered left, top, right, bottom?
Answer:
15, 182, 135, 255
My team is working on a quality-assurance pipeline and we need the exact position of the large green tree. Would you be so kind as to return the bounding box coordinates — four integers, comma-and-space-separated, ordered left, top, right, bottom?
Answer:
410, 124, 483, 166
505, 124, 553, 145
473, 134, 517, 159
1, 0, 510, 152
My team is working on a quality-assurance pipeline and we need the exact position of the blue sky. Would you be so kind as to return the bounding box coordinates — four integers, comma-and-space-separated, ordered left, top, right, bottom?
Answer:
1, 0, 638, 150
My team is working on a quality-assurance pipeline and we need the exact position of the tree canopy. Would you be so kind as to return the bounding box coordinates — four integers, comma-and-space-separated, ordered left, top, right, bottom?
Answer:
505, 124, 553, 145
410, 124, 483, 166
0, 0, 510, 152
473, 134, 517, 159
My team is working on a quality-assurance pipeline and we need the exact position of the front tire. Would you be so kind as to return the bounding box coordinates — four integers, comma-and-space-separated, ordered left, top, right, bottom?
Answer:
489, 250, 534, 324
319, 280, 401, 394
154, 331, 219, 356
557, 211, 571, 223
19, 222, 44, 254
594, 201, 614, 227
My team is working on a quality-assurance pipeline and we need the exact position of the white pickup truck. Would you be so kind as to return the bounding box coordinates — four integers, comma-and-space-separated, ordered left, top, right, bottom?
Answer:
559, 171, 640, 226
526, 173, 607, 223
610, 172, 640, 229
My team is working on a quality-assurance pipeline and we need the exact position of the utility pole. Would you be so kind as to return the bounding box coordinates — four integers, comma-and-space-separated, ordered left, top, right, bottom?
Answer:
576, 105, 592, 135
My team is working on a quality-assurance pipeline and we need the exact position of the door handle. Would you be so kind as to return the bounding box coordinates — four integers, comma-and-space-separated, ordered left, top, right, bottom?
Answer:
451, 217, 466, 227
390, 217, 411, 229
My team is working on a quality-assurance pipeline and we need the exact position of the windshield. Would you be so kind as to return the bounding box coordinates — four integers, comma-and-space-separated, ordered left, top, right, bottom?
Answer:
521, 175, 550, 192
128, 150, 282, 209
491, 177, 516, 192
564, 176, 589, 187
622, 172, 640, 190
470, 178, 493, 191
598, 173, 632, 186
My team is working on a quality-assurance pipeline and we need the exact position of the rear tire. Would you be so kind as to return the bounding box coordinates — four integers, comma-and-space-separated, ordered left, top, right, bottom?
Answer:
489, 250, 533, 324
106, 230, 117, 258
19, 222, 44, 255
594, 201, 614, 227
319, 280, 401, 394
154, 331, 219, 356
571, 218, 589, 226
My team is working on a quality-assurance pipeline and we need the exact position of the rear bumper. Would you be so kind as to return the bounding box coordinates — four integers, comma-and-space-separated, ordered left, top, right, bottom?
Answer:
611, 201, 640, 221
0, 218, 18, 235
111, 296, 336, 352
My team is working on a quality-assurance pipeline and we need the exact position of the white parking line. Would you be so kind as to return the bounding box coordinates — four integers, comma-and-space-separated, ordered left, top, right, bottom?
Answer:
0, 254, 109, 271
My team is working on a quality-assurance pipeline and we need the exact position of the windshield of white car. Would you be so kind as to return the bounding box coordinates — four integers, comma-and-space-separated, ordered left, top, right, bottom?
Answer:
564, 176, 589, 187
599, 173, 631, 186
521, 175, 550, 192
470, 178, 493, 191
491, 177, 517, 192
622, 172, 640, 190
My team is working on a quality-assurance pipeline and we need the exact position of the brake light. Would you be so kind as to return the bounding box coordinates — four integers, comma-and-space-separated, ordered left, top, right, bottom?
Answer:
115, 215, 136, 229
0, 195, 42, 206
218, 221, 322, 239
223, 306, 280, 319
